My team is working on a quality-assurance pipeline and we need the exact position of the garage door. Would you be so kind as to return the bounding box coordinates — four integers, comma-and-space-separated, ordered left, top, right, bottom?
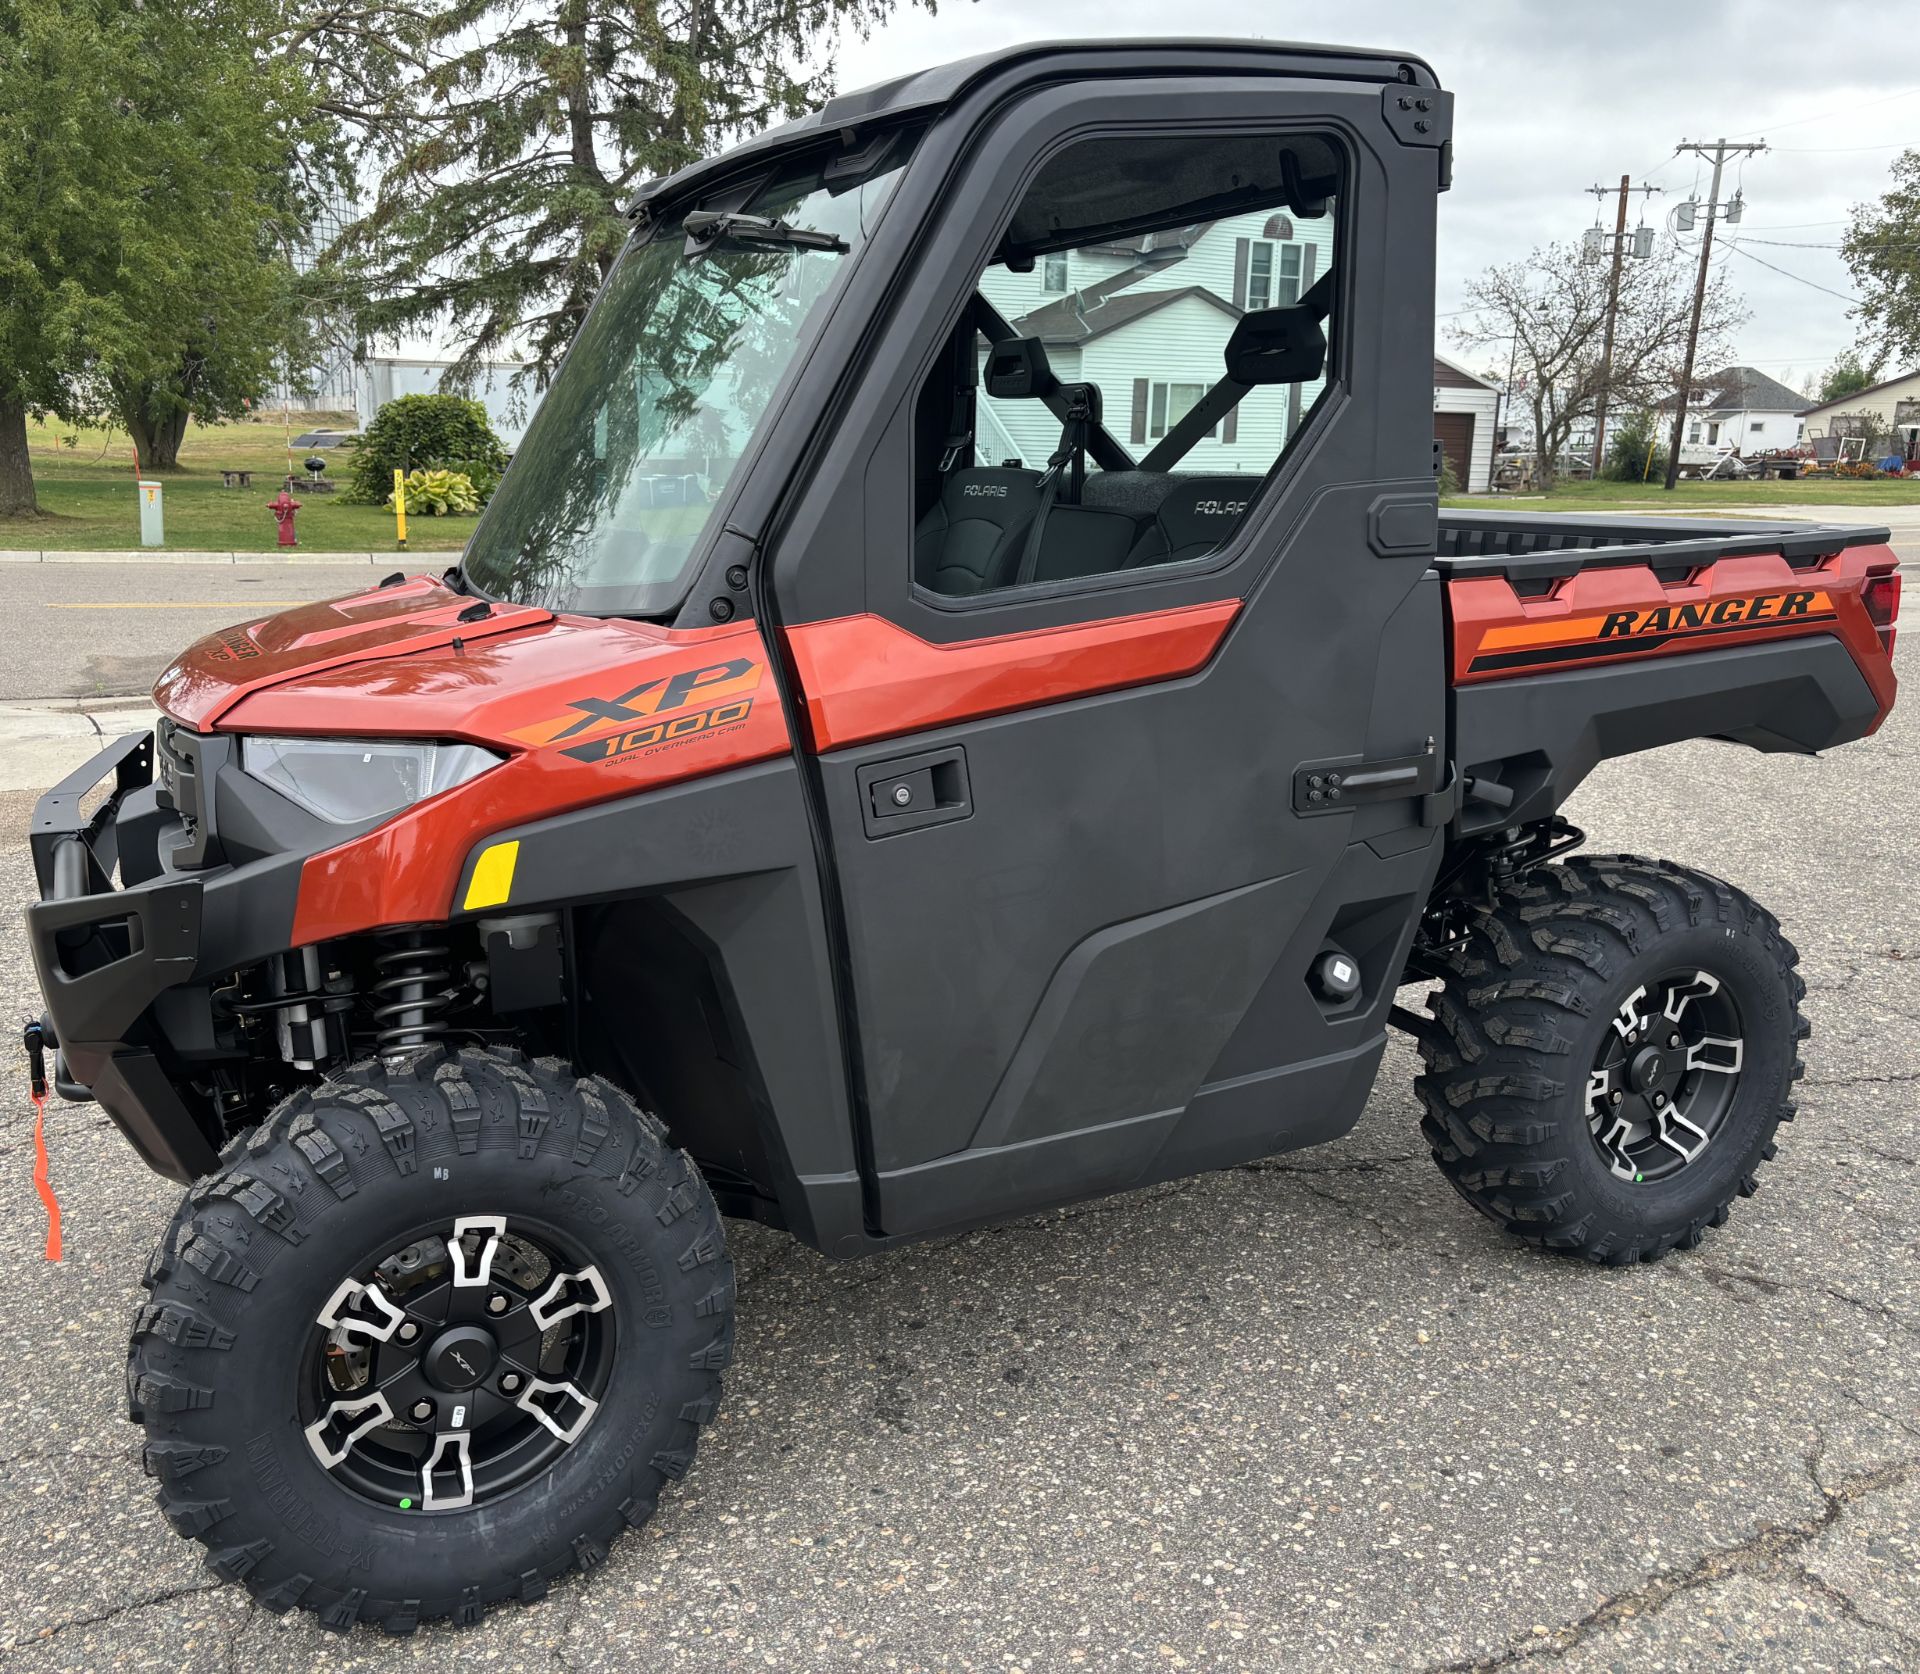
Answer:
1435, 412, 1474, 489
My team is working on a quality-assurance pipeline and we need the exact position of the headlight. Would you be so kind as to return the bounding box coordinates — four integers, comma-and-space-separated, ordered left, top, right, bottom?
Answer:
239, 736, 504, 825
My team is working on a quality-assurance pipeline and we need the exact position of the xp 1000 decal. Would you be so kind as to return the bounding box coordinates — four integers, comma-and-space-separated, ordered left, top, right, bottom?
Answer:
508, 656, 765, 763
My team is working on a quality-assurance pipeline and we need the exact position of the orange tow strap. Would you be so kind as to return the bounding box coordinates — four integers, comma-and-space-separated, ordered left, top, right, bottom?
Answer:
24, 1023, 60, 1262
32, 1087, 61, 1263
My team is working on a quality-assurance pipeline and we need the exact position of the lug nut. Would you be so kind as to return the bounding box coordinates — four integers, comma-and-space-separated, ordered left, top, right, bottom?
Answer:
1654, 1092, 1668, 1108
410, 1400, 434, 1422
1669, 1034, 1681, 1048
1611, 1090, 1623, 1106
487, 1293, 509, 1315
397, 1320, 421, 1343
500, 1372, 523, 1395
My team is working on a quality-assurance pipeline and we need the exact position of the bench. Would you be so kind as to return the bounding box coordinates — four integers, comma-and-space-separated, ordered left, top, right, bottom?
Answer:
220, 470, 253, 489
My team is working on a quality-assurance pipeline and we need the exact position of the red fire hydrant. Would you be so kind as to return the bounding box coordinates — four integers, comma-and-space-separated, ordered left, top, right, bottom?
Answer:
269, 487, 301, 547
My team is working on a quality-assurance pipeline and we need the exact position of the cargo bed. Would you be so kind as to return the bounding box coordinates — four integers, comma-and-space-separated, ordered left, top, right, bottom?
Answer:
1436, 509, 1890, 590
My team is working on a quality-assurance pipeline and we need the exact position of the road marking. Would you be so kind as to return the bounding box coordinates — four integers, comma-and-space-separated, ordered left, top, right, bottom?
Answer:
41, 601, 309, 610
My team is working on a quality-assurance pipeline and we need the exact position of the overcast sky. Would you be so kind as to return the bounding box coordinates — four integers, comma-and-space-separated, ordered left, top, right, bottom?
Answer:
827, 1, 1915, 392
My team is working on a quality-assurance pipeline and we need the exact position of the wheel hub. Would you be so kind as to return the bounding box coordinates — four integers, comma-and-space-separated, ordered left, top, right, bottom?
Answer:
1584, 968, 1745, 1184
422, 1324, 498, 1391
300, 1214, 616, 1511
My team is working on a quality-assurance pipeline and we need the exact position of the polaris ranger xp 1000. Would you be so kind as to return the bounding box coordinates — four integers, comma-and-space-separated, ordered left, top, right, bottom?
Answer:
27, 39, 1902, 1633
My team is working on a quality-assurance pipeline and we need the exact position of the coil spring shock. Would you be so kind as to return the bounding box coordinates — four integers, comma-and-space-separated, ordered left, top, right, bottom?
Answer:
371, 929, 455, 1051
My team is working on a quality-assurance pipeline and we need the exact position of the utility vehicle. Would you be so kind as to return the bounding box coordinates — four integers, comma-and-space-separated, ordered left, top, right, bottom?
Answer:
27, 39, 1901, 1633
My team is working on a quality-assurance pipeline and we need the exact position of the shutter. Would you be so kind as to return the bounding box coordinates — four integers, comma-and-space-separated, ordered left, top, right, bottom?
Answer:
1222, 409, 1238, 446
1300, 242, 1318, 293
1232, 238, 1250, 309
1130, 378, 1148, 445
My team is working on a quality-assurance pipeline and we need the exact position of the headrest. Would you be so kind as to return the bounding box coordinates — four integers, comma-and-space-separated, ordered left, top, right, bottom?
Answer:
984, 338, 1054, 399
1224, 305, 1326, 386
1154, 478, 1260, 550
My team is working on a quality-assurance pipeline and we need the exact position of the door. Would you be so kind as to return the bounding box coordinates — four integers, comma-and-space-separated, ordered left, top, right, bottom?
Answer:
1435, 410, 1475, 489
767, 75, 1453, 1237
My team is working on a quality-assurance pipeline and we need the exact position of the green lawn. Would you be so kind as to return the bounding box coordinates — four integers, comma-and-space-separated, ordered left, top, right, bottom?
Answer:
1446, 477, 1920, 512
2, 417, 469, 552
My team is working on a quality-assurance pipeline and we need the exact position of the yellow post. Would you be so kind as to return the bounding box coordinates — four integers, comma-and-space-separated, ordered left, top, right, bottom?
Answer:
393, 468, 409, 549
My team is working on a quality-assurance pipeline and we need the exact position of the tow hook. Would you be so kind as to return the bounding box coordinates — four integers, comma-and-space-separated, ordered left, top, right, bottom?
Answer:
22, 1018, 47, 1104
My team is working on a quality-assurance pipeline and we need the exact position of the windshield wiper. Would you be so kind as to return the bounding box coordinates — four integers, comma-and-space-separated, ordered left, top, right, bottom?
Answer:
682, 210, 849, 259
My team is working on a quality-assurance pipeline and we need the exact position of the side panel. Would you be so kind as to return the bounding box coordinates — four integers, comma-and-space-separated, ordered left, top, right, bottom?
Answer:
446, 760, 864, 1252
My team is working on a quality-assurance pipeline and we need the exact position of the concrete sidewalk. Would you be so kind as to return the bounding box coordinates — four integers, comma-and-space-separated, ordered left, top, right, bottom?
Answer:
0, 701, 158, 793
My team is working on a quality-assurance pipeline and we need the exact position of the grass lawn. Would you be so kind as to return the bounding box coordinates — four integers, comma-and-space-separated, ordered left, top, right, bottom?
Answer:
1445, 476, 1920, 512
2, 416, 469, 552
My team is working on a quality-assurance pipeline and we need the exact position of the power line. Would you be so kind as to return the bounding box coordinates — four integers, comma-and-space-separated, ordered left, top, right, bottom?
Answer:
1721, 241, 1861, 302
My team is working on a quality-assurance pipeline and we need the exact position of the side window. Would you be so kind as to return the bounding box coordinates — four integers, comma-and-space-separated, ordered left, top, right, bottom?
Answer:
911, 130, 1340, 600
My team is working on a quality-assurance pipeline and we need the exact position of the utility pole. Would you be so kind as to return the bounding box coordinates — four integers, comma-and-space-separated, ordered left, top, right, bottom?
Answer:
1663, 138, 1765, 491
1584, 176, 1662, 479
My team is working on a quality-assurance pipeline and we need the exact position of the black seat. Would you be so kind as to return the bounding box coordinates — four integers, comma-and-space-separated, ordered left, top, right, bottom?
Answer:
1124, 476, 1263, 568
913, 467, 1041, 595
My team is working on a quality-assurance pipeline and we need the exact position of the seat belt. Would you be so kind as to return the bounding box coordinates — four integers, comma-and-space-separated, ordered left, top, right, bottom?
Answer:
1015, 386, 1094, 585
938, 316, 977, 475
1139, 378, 1252, 473
1139, 271, 1336, 473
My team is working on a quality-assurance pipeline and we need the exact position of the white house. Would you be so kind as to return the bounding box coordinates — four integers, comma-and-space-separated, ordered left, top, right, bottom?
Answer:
1659, 365, 1807, 456
971, 208, 1492, 491
973, 206, 1335, 477
1798, 368, 1920, 466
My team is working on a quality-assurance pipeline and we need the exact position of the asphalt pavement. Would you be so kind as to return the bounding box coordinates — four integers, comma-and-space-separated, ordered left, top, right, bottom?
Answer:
0, 543, 1915, 1671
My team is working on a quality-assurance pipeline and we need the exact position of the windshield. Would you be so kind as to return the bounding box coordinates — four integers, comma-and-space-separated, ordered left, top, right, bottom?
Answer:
462, 137, 913, 616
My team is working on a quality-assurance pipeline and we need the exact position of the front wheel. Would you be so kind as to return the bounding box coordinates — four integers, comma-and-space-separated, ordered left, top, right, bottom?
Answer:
1414, 856, 1807, 1265
127, 1046, 734, 1633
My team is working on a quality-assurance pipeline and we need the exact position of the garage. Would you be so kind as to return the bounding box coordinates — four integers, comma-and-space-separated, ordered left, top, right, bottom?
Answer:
1434, 410, 1475, 490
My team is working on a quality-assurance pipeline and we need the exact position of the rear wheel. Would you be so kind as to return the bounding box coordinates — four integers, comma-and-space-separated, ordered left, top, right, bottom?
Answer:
1414, 855, 1807, 1264
127, 1046, 733, 1633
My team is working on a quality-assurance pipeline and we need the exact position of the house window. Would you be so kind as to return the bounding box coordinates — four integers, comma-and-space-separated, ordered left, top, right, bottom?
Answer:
1706, 422, 1720, 444
1149, 381, 1216, 441
1749, 420, 1764, 435
1244, 243, 1304, 311
1041, 252, 1068, 293
1688, 422, 1702, 444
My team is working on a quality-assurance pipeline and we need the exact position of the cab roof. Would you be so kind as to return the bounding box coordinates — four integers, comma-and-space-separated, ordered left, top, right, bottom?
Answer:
626, 37, 1439, 219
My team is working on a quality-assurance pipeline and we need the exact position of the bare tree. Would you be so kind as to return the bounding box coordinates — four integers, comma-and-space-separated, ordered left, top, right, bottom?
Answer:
1452, 239, 1745, 491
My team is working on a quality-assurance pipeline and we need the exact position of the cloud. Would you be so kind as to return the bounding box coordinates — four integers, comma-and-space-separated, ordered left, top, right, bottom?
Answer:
828, 2, 1919, 381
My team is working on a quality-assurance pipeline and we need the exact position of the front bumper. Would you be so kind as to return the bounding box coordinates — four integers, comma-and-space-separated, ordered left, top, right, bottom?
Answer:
26, 730, 305, 1182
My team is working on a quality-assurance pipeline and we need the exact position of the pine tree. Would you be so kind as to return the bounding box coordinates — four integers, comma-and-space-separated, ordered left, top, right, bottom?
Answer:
321, 0, 933, 389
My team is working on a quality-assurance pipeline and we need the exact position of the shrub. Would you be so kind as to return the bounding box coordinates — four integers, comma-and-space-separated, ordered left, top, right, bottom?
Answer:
435, 455, 504, 505
388, 467, 481, 516
348, 394, 506, 503
1604, 409, 1667, 482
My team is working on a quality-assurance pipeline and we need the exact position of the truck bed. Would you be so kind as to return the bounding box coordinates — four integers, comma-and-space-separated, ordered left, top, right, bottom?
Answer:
1437, 510, 1901, 838
1436, 509, 1889, 590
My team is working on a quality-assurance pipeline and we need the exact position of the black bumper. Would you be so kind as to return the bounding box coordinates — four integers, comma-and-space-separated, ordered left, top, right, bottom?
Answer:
26, 730, 305, 1183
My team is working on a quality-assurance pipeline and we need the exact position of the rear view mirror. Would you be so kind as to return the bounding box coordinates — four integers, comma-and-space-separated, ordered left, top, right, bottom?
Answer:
1224, 306, 1327, 386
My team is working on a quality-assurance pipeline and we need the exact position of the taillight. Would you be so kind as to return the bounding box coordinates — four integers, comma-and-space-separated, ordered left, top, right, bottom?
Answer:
1864, 571, 1901, 657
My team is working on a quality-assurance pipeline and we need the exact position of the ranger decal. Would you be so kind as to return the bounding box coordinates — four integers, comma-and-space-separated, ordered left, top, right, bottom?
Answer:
1466, 589, 1837, 675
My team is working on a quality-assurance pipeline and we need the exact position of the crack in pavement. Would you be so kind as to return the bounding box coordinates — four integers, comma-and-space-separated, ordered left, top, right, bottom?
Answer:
1688, 1262, 1920, 1340
1419, 1440, 1920, 1672
4, 1580, 225, 1651
1238, 1150, 1424, 1177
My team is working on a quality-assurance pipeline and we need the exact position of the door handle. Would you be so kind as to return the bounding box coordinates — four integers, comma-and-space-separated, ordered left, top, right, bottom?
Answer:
856, 747, 972, 838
